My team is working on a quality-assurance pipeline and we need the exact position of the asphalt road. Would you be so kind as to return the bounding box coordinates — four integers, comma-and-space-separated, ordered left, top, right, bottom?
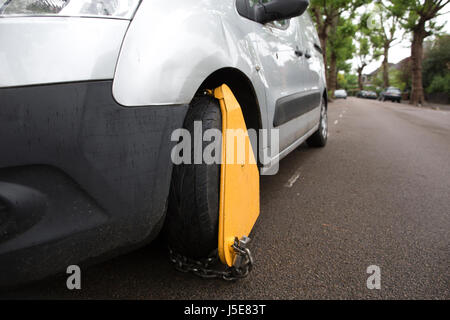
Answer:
2, 97, 449, 299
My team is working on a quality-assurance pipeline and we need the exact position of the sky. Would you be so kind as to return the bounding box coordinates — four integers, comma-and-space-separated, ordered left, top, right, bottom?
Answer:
352, 4, 450, 75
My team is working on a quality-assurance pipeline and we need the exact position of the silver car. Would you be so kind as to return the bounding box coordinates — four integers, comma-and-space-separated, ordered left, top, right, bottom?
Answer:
334, 89, 348, 99
0, 0, 327, 285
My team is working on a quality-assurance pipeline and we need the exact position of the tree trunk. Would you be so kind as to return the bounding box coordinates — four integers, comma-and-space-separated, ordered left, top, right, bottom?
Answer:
410, 25, 426, 106
328, 50, 338, 93
358, 69, 363, 91
357, 62, 366, 91
316, 11, 338, 95
383, 45, 390, 88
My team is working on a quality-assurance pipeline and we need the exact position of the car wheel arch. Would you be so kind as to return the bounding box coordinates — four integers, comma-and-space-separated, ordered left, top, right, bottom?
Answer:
196, 67, 263, 134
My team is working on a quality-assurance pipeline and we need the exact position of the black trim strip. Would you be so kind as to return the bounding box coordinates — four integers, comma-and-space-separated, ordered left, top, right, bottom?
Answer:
273, 90, 321, 127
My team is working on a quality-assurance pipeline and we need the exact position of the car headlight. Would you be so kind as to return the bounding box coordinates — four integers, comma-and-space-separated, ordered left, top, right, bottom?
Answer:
0, 0, 141, 19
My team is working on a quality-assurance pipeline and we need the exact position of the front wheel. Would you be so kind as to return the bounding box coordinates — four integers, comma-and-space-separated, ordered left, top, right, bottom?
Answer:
164, 96, 222, 259
307, 99, 328, 148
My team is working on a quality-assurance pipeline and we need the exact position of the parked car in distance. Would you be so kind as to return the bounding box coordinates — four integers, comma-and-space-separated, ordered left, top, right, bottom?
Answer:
334, 89, 348, 99
366, 91, 378, 99
379, 87, 402, 103
356, 90, 367, 98
357, 90, 378, 99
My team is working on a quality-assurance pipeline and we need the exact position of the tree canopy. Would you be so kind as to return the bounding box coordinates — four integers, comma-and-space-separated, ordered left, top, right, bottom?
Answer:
309, 0, 449, 102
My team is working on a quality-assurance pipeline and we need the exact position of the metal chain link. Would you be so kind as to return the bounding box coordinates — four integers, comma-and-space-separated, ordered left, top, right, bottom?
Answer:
168, 237, 254, 281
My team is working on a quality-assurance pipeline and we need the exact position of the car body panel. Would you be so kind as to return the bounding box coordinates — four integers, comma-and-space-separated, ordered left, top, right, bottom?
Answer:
0, 17, 129, 88
113, 0, 262, 107
253, 17, 311, 151
113, 0, 325, 159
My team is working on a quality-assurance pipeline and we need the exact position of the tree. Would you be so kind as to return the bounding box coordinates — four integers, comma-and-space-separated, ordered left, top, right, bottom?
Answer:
387, 0, 450, 105
398, 57, 413, 92
309, 0, 369, 90
422, 35, 450, 90
373, 68, 408, 91
354, 14, 383, 90
355, 36, 370, 90
327, 17, 357, 95
427, 74, 450, 95
367, 1, 400, 88
338, 72, 358, 91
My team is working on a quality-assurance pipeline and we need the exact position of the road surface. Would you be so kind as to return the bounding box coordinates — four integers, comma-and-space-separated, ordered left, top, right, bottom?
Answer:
2, 97, 449, 299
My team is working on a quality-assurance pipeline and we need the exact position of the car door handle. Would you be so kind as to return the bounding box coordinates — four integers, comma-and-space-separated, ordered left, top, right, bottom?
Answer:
294, 49, 303, 57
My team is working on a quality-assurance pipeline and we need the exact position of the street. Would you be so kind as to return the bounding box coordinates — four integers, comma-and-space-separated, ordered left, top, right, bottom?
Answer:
2, 97, 449, 299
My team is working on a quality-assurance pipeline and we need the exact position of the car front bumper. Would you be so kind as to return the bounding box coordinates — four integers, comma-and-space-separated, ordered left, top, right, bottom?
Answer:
383, 95, 401, 100
0, 81, 188, 286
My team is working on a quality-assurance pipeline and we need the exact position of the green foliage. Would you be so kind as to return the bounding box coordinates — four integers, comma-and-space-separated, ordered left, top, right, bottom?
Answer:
390, 69, 408, 91
363, 85, 382, 94
424, 35, 450, 95
359, 37, 370, 57
309, 0, 449, 100
309, 0, 370, 13
426, 74, 450, 95
371, 68, 408, 91
354, 7, 385, 75
337, 72, 358, 90
328, 18, 357, 73
423, 35, 450, 89
309, 0, 371, 84
386, 0, 448, 36
372, 73, 384, 88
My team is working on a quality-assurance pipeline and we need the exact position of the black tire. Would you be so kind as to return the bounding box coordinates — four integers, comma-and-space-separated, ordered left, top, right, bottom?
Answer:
307, 99, 328, 148
164, 95, 222, 259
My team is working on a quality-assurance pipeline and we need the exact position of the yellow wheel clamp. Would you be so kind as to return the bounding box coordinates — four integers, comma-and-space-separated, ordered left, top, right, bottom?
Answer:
210, 84, 260, 268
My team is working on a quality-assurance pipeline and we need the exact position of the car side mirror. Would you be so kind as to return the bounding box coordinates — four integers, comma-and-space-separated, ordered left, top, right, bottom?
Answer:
237, 0, 310, 24
257, 0, 310, 24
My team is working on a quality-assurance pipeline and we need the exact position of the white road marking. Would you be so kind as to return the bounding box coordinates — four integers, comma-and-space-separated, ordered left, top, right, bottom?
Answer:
334, 120, 339, 125
285, 169, 301, 188
339, 114, 343, 118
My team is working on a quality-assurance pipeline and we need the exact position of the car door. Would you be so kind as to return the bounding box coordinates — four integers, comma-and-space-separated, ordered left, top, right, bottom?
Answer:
296, 12, 324, 132
253, 14, 311, 152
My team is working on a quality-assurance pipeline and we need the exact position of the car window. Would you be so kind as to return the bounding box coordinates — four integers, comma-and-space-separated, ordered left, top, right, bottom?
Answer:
302, 12, 320, 44
297, 11, 319, 55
